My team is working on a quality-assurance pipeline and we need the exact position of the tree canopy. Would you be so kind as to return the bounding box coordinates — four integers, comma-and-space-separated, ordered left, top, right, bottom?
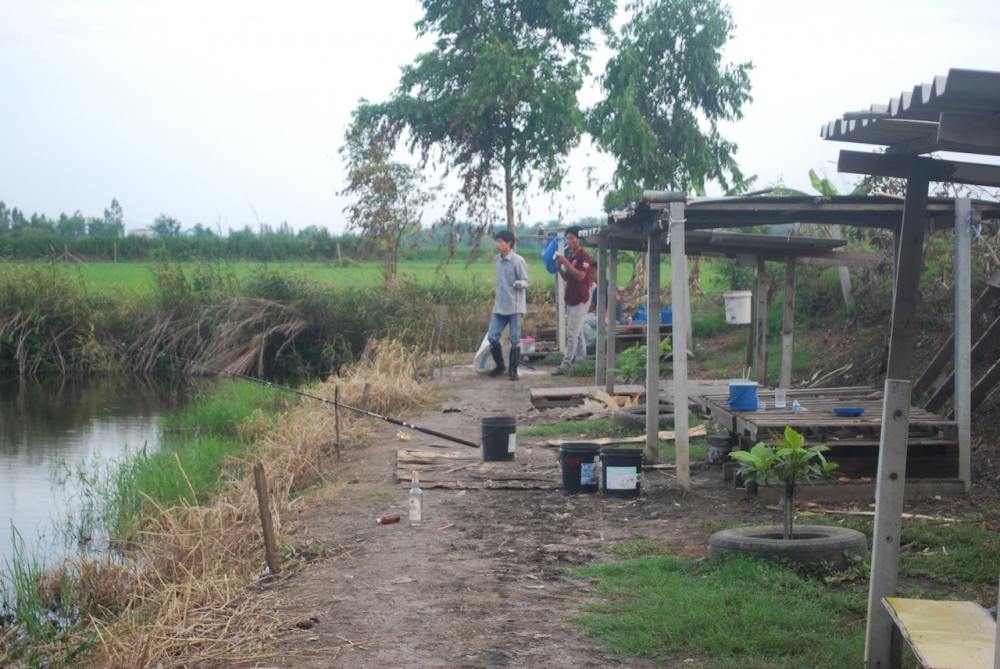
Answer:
353, 0, 614, 232
590, 0, 753, 209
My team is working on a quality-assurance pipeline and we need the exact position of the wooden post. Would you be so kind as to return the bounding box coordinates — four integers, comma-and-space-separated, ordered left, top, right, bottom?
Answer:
557, 237, 567, 353
253, 462, 281, 576
645, 229, 661, 464
954, 198, 972, 492
994, 572, 1000, 669
113, 242, 117, 263
359, 382, 371, 411
754, 259, 768, 385
669, 203, 690, 489
335, 385, 342, 460
780, 258, 796, 389
596, 236, 609, 385
605, 246, 619, 393
865, 159, 929, 669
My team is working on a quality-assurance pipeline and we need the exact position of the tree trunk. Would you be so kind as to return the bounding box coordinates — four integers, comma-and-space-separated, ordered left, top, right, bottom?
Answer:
504, 161, 515, 233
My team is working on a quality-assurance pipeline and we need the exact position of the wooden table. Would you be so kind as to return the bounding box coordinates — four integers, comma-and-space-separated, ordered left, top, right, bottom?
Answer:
613, 323, 672, 349
699, 386, 959, 479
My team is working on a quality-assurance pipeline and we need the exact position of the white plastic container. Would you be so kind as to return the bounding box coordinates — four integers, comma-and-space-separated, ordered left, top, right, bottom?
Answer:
722, 291, 752, 324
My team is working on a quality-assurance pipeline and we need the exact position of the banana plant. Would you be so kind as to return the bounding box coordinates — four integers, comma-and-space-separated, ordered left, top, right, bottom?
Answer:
730, 426, 839, 539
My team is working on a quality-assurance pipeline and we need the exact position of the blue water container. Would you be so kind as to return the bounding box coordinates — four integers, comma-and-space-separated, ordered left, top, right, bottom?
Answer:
729, 382, 759, 411
660, 306, 672, 324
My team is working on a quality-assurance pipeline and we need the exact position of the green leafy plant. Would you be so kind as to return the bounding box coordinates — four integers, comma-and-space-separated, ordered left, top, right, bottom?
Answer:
730, 426, 838, 540
614, 339, 672, 382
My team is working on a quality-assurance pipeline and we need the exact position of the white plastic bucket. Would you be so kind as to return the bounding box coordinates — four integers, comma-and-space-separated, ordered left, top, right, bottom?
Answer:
722, 291, 752, 324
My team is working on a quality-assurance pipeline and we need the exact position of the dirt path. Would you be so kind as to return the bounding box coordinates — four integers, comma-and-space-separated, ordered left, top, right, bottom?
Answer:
262, 366, 748, 668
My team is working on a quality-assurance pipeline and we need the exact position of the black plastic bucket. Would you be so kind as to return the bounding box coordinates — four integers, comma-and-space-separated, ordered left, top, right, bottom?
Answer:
558, 443, 601, 494
599, 447, 644, 498
481, 416, 517, 462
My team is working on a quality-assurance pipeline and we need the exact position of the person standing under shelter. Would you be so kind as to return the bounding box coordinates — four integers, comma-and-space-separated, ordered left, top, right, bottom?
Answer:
553, 226, 593, 375
488, 230, 529, 380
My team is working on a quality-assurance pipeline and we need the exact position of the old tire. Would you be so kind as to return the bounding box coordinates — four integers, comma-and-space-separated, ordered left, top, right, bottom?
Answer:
612, 402, 675, 430
709, 525, 868, 570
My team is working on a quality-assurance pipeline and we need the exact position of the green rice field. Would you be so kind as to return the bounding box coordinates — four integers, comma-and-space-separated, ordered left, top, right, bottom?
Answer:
15, 257, 640, 296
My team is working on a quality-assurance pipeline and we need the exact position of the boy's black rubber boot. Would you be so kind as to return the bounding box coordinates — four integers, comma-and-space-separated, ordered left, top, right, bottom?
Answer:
488, 342, 506, 377
508, 347, 520, 380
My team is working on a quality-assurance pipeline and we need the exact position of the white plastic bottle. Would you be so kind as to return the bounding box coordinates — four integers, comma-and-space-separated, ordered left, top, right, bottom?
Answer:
408, 470, 423, 527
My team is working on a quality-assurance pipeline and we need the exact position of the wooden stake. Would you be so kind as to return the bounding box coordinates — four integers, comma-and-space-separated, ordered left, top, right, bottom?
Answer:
335, 385, 342, 460
645, 230, 661, 465
359, 383, 372, 411
670, 202, 690, 489
605, 247, 619, 393
253, 462, 281, 576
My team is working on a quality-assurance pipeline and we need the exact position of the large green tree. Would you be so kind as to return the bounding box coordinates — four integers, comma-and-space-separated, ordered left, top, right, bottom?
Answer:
354, 0, 614, 232
590, 0, 753, 209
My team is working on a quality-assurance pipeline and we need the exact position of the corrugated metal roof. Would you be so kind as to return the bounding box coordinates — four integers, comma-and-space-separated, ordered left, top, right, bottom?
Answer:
820, 68, 1000, 156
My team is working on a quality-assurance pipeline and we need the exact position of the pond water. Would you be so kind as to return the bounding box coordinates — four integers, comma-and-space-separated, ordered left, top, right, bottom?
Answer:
0, 376, 193, 572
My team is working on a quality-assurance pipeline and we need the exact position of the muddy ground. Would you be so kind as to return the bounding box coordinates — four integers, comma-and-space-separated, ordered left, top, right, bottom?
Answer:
258, 364, 760, 668
257, 359, 996, 668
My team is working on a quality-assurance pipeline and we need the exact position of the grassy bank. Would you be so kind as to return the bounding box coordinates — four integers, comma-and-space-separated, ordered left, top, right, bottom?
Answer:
1, 339, 424, 667
577, 511, 1000, 668
0, 378, 290, 665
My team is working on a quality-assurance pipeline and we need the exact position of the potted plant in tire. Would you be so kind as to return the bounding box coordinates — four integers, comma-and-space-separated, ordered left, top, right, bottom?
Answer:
708, 427, 868, 569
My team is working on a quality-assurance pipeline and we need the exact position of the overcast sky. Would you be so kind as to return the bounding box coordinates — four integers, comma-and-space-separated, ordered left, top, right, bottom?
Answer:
2, 0, 998, 233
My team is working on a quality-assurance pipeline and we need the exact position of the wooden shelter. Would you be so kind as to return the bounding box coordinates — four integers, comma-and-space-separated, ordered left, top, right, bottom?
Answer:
580, 194, 1000, 497
819, 67, 1000, 669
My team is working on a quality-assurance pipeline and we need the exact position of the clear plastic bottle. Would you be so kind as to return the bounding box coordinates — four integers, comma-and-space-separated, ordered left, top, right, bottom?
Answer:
408, 471, 423, 527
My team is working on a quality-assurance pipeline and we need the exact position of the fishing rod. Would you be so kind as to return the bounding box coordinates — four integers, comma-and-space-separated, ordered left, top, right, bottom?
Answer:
140, 348, 480, 449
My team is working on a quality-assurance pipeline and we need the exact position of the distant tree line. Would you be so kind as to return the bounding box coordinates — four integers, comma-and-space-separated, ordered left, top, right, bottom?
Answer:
0, 197, 593, 262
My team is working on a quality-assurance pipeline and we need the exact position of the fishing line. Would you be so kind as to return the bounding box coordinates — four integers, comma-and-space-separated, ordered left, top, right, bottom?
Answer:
137, 347, 480, 449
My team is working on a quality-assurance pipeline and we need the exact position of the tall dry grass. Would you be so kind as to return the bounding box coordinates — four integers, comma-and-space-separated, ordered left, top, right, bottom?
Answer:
1, 339, 427, 668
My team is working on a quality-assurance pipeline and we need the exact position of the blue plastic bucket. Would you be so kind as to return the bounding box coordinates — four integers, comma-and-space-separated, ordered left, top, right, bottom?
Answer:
660, 306, 672, 324
729, 382, 759, 411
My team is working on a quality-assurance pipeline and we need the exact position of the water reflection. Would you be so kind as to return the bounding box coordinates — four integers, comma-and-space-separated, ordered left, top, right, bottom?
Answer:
0, 376, 195, 570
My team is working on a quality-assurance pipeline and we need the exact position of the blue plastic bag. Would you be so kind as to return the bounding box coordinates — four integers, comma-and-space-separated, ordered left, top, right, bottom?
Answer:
541, 234, 563, 275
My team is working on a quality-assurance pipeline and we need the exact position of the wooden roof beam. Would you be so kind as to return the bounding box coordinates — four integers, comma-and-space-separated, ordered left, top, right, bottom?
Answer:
839, 150, 1000, 188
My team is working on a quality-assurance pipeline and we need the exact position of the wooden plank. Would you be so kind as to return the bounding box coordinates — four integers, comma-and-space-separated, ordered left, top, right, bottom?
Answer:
995, 574, 1000, 669
954, 199, 972, 492
646, 231, 661, 464
839, 149, 1000, 188
605, 247, 619, 393
529, 384, 645, 400
670, 202, 690, 489
882, 597, 996, 669
596, 236, 608, 385
971, 358, 1000, 413
937, 111, 1000, 154
914, 283, 1000, 397
544, 424, 708, 447
926, 314, 1000, 413
866, 157, 931, 669
780, 258, 796, 390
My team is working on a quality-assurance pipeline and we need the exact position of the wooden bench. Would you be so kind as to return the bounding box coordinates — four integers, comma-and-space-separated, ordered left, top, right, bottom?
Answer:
882, 596, 997, 668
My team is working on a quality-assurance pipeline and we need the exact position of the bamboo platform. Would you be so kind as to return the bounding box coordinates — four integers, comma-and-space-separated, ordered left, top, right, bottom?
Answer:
700, 386, 961, 482
531, 379, 735, 409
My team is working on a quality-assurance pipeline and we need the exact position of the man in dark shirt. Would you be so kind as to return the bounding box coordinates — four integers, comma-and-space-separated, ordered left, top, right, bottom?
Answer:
553, 226, 593, 375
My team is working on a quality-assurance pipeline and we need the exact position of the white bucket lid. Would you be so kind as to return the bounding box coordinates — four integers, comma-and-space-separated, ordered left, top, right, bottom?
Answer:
729, 381, 758, 388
